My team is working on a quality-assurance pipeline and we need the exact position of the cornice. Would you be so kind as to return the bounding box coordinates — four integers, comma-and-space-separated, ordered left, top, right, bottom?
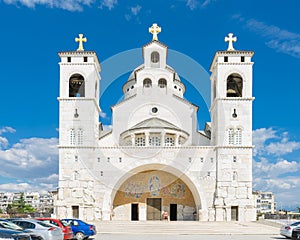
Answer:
172, 94, 199, 111
58, 51, 101, 72
58, 51, 97, 56
214, 145, 254, 149
209, 50, 254, 72
111, 94, 137, 109
57, 97, 101, 113
210, 97, 255, 112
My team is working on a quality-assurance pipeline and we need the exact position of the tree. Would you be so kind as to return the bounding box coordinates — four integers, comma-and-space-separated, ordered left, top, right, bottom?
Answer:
297, 207, 300, 213
6, 193, 35, 214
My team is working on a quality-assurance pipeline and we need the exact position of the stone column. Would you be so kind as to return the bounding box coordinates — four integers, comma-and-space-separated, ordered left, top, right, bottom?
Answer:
175, 133, 179, 147
215, 206, 225, 221
102, 209, 111, 221
239, 206, 245, 221
225, 206, 231, 221
161, 131, 165, 147
198, 209, 208, 221
145, 131, 149, 146
131, 134, 135, 146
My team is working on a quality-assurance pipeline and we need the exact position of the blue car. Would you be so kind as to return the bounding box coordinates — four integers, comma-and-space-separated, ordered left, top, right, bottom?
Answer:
61, 219, 96, 240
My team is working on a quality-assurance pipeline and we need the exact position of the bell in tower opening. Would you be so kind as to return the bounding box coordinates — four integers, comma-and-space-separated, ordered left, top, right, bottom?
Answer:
226, 74, 243, 97
69, 74, 85, 97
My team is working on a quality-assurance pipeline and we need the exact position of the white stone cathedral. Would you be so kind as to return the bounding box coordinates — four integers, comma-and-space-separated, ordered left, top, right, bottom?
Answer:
56, 24, 256, 222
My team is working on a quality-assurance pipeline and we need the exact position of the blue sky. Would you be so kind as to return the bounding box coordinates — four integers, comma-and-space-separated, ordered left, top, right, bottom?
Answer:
0, 0, 300, 210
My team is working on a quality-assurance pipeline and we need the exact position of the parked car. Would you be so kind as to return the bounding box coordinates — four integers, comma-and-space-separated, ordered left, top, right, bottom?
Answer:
61, 219, 96, 240
11, 219, 64, 240
0, 227, 31, 240
0, 219, 42, 240
280, 221, 300, 238
36, 218, 73, 240
292, 227, 300, 240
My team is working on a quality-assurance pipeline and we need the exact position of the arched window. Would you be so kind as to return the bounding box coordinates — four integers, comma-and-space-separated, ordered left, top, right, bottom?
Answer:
228, 128, 234, 145
70, 129, 75, 145
158, 78, 167, 88
143, 78, 152, 88
69, 74, 85, 97
226, 74, 243, 97
77, 128, 83, 145
235, 128, 242, 145
151, 51, 160, 63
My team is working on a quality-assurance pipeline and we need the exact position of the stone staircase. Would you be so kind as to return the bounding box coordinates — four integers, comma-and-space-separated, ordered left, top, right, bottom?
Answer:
94, 220, 280, 235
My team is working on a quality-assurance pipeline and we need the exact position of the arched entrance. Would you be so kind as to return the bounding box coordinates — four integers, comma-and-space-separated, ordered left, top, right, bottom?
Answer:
112, 169, 197, 221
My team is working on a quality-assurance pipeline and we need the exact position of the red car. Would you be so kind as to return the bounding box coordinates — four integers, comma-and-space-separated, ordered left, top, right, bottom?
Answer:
36, 218, 74, 240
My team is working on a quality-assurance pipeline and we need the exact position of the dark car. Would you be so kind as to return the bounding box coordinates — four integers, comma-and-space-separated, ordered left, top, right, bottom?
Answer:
0, 227, 31, 240
61, 219, 96, 240
292, 227, 300, 240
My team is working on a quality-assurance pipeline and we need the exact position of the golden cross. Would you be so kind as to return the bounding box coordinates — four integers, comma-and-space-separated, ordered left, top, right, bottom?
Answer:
225, 33, 237, 51
75, 34, 87, 51
149, 23, 161, 41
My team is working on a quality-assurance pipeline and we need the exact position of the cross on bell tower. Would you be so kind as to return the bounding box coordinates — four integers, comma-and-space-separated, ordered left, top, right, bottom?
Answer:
75, 34, 87, 51
225, 33, 237, 51
149, 23, 161, 41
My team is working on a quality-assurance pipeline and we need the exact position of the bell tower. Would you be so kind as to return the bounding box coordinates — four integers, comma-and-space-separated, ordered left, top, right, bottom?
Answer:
56, 34, 101, 219
209, 33, 256, 221
58, 34, 101, 148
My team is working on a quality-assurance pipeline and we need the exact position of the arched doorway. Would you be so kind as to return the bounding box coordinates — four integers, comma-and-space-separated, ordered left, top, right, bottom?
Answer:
112, 169, 197, 221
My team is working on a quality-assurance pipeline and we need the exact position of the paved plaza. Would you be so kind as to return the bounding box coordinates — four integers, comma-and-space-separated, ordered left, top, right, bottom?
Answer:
92, 221, 284, 240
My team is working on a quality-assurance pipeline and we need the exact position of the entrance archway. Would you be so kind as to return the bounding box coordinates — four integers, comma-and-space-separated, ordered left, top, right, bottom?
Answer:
112, 168, 198, 221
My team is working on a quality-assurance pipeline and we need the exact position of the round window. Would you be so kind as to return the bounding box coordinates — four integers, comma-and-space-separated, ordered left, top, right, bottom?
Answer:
152, 107, 158, 113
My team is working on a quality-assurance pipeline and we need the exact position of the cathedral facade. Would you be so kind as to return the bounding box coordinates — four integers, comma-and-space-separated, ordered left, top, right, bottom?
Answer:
56, 25, 256, 222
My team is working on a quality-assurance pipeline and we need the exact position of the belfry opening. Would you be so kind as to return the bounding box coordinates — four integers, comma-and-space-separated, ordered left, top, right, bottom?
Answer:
112, 170, 197, 221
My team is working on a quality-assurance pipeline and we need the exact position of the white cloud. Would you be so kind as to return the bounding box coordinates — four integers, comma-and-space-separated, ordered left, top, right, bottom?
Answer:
0, 126, 16, 149
0, 137, 9, 149
102, 125, 112, 131
253, 128, 300, 208
131, 5, 141, 16
184, 0, 215, 10
186, 0, 199, 10
253, 128, 300, 156
266, 140, 300, 156
3, 0, 115, 11
200, 0, 215, 8
235, 16, 300, 58
0, 127, 16, 135
0, 182, 32, 192
254, 157, 299, 179
0, 136, 59, 192
125, 5, 142, 22
253, 128, 277, 156
99, 112, 107, 118
99, 0, 117, 10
